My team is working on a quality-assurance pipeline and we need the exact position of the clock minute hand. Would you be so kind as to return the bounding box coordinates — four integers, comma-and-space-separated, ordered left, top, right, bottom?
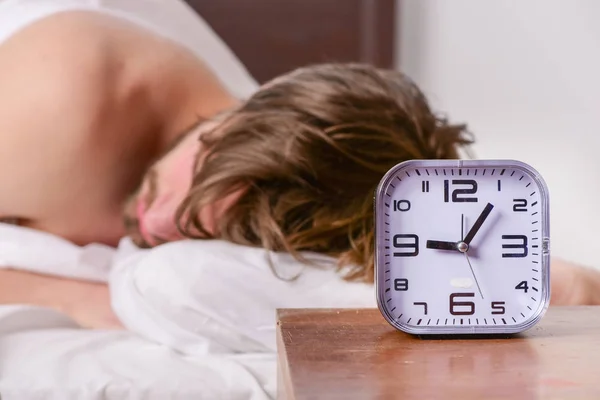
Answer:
463, 202, 494, 245
426, 240, 459, 251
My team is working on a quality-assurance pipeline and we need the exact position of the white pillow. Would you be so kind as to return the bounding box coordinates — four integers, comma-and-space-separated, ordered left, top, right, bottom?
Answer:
109, 239, 376, 356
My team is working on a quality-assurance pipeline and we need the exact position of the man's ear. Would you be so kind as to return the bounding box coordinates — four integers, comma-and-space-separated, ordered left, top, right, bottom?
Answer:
197, 186, 248, 236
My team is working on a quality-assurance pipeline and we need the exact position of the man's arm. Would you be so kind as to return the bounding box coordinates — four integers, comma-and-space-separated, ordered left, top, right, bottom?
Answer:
0, 269, 122, 329
551, 258, 600, 305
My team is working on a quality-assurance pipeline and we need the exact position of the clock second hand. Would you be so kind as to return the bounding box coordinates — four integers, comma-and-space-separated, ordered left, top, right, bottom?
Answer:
464, 252, 484, 299
461, 213, 484, 299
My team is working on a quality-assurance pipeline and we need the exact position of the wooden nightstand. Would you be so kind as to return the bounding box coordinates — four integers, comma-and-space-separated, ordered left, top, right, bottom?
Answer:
276, 307, 600, 399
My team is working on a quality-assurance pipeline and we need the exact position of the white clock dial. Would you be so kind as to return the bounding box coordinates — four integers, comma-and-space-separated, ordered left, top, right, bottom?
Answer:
375, 160, 550, 335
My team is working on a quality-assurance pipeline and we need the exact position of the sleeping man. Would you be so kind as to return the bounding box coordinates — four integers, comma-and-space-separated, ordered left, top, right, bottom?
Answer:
0, 3, 597, 329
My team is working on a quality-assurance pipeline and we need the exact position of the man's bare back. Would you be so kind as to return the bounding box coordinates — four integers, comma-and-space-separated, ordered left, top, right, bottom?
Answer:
0, 11, 236, 246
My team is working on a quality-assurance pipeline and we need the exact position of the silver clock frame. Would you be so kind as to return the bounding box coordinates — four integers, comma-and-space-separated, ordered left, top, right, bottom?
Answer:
374, 159, 551, 335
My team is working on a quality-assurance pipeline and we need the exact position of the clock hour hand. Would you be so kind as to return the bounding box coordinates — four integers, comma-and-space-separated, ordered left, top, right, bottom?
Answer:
463, 202, 494, 245
426, 240, 459, 251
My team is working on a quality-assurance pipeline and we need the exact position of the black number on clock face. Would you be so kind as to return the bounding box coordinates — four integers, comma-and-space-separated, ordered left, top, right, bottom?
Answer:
444, 179, 478, 203
491, 301, 506, 315
515, 281, 529, 292
449, 292, 475, 315
502, 235, 528, 258
393, 199, 411, 212
513, 199, 528, 212
421, 181, 430, 193
393, 234, 419, 257
394, 278, 408, 291
414, 302, 428, 315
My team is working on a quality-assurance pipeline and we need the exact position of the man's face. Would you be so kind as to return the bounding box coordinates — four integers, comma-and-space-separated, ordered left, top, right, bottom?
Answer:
123, 117, 240, 248
123, 123, 202, 247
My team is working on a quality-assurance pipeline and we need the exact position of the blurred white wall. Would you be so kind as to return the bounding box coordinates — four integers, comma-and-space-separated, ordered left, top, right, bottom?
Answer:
396, 0, 600, 268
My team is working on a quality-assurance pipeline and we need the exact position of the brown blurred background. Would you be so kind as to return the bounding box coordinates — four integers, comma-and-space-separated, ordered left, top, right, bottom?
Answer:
186, 0, 395, 83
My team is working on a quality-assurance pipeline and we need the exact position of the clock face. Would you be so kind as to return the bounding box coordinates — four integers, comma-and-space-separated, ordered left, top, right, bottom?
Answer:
374, 160, 550, 334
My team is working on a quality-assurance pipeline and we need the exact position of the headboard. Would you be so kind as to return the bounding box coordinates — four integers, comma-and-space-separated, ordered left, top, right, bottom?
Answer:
184, 0, 396, 83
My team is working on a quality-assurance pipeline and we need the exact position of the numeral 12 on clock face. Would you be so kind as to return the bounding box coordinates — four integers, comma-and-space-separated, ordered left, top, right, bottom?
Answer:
374, 160, 550, 335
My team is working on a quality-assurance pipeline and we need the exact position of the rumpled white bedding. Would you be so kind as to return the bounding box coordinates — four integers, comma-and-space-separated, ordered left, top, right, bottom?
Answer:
0, 224, 376, 399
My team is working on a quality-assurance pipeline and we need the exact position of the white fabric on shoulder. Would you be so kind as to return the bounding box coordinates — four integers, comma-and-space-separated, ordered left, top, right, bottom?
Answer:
109, 239, 376, 355
99, 0, 259, 99
0, 0, 258, 100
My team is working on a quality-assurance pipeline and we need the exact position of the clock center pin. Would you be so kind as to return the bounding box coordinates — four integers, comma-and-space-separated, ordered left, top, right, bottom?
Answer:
457, 242, 469, 253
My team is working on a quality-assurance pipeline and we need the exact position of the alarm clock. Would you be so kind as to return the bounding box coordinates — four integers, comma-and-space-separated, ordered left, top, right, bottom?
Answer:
374, 160, 550, 335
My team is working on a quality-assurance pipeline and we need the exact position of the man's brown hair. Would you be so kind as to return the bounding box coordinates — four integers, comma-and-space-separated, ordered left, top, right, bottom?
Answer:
176, 63, 472, 282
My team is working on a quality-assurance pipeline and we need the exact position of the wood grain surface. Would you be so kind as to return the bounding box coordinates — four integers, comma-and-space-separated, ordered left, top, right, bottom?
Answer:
277, 307, 600, 399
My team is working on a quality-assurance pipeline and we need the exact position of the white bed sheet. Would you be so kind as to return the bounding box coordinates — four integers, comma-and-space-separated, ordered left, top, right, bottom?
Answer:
0, 224, 376, 399
0, 306, 275, 400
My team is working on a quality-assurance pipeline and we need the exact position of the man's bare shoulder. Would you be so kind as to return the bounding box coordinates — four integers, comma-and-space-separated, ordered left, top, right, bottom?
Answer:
0, 12, 122, 139
1, 11, 147, 111
0, 11, 149, 218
